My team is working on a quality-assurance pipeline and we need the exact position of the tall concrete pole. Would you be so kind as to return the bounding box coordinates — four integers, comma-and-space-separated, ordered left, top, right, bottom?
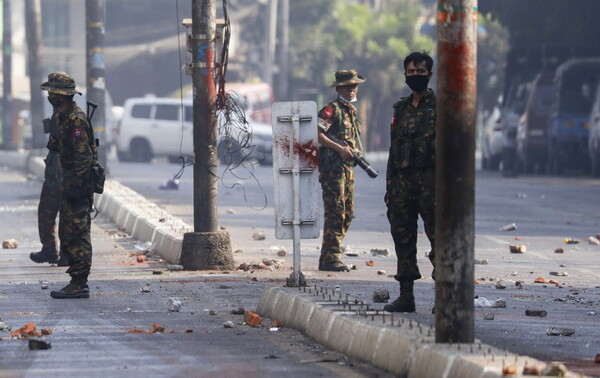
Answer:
180, 0, 234, 272
2, 0, 16, 150
86, 0, 107, 169
276, 0, 288, 99
435, 0, 477, 343
25, 0, 44, 149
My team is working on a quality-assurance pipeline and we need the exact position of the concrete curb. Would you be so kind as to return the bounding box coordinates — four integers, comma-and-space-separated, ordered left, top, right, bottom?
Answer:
257, 286, 585, 377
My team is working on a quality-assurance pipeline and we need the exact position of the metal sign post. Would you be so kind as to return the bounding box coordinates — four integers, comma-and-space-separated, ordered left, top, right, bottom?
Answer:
272, 101, 320, 287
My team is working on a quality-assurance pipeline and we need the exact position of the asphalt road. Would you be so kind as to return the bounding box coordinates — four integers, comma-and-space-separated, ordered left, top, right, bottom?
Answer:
105, 157, 600, 375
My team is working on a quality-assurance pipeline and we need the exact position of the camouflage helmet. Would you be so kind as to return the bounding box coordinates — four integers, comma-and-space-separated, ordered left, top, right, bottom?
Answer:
330, 69, 366, 87
40, 72, 82, 96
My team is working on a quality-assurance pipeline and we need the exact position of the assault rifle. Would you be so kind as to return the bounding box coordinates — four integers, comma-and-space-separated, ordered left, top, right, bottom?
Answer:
326, 133, 378, 179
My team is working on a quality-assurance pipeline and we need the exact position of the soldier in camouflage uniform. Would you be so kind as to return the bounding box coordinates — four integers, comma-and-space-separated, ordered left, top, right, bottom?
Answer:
317, 70, 366, 272
29, 111, 68, 266
384, 52, 436, 313
41, 72, 95, 299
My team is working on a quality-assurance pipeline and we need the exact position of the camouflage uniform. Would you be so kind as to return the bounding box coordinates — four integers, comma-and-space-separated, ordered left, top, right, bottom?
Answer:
41, 72, 95, 288
318, 99, 361, 264
38, 114, 62, 256
385, 89, 436, 281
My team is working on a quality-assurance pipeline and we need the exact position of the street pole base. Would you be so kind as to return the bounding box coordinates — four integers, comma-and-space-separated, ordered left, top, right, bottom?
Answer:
286, 271, 306, 287
180, 231, 234, 271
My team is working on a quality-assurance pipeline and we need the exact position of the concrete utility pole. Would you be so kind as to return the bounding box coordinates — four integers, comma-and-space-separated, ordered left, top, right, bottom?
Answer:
25, 0, 44, 149
2, 0, 16, 150
180, 0, 233, 271
435, 0, 477, 343
86, 0, 107, 169
276, 0, 289, 99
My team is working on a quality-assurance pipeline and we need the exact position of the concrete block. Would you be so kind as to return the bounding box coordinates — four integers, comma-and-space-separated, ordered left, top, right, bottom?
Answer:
286, 296, 316, 332
256, 286, 277, 317
325, 315, 355, 353
408, 344, 456, 378
305, 306, 336, 345
345, 322, 383, 362
132, 217, 154, 242
373, 328, 424, 376
161, 238, 182, 264
270, 290, 296, 324
123, 211, 138, 235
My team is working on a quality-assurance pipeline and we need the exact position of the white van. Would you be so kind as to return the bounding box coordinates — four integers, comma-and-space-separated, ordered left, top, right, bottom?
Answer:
114, 97, 272, 164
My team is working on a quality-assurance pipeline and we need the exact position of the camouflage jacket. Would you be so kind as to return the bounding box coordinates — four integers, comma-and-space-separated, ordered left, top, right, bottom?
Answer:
57, 102, 95, 189
44, 112, 62, 188
387, 90, 436, 176
318, 98, 362, 172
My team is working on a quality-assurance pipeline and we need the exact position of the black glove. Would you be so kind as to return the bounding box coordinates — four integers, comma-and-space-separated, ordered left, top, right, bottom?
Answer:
66, 185, 81, 203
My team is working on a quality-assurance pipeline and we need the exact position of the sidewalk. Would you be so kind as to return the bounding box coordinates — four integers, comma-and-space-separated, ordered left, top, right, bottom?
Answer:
1, 151, 598, 377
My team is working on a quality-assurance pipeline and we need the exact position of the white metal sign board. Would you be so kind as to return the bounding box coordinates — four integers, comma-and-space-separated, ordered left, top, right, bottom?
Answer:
272, 101, 320, 240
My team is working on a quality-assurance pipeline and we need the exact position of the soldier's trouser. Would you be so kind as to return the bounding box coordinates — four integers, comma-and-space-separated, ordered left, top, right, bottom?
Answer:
319, 166, 354, 263
386, 168, 435, 281
38, 181, 61, 252
59, 196, 92, 282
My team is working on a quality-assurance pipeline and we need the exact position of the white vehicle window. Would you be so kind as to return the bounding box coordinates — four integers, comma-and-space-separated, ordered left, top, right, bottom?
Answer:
155, 104, 179, 121
184, 105, 193, 123
131, 104, 152, 119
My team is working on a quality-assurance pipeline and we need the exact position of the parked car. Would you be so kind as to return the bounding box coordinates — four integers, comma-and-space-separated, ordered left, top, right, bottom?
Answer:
547, 58, 600, 174
500, 79, 529, 176
516, 72, 554, 173
114, 97, 272, 164
481, 99, 503, 170
588, 78, 600, 176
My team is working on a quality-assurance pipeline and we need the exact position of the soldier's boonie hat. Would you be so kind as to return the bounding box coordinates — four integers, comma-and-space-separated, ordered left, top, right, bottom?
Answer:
40, 72, 82, 96
330, 69, 366, 87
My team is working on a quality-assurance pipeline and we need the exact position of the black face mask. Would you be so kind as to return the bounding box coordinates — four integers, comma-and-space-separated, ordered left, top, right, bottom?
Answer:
47, 95, 61, 108
405, 75, 429, 93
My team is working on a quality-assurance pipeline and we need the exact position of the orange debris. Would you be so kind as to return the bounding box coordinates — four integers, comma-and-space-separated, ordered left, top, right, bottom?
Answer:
244, 310, 263, 327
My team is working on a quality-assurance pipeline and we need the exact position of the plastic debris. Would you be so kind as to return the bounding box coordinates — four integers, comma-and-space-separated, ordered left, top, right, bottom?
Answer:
549, 271, 568, 276
167, 298, 183, 312
227, 208, 236, 214
564, 238, 579, 244
586, 236, 600, 245
372, 289, 390, 303
252, 232, 266, 240
474, 297, 493, 308
499, 223, 517, 231
166, 264, 184, 271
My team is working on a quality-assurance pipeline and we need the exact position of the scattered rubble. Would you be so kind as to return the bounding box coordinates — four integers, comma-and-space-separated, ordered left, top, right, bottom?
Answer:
483, 313, 495, 320
167, 264, 184, 271
136, 255, 146, 263
376, 270, 386, 276
207, 310, 217, 316
372, 289, 390, 303
499, 223, 517, 231
10, 323, 51, 338
140, 286, 151, 293
541, 362, 567, 376
492, 299, 506, 308
125, 324, 166, 334
525, 309, 547, 317
223, 321, 236, 328
563, 238, 579, 244
365, 260, 375, 267
370, 248, 390, 257
29, 339, 51, 350
522, 366, 541, 375
495, 281, 507, 289
262, 259, 285, 269
167, 298, 183, 312
534, 276, 548, 284
474, 259, 488, 265
474, 297, 493, 308
231, 307, 245, 315
252, 232, 266, 240
2, 239, 18, 249
0, 321, 11, 332
40, 282, 48, 290
276, 250, 287, 257
244, 310, 262, 327
509, 245, 526, 254
502, 365, 516, 375
554, 248, 564, 254
226, 208, 236, 214
343, 245, 358, 256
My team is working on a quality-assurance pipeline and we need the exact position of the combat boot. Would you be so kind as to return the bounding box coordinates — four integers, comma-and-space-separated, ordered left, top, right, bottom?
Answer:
29, 247, 59, 264
50, 279, 89, 299
319, 260, 350, 272
56, 254, 69, 267
384, 281, 415, 313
